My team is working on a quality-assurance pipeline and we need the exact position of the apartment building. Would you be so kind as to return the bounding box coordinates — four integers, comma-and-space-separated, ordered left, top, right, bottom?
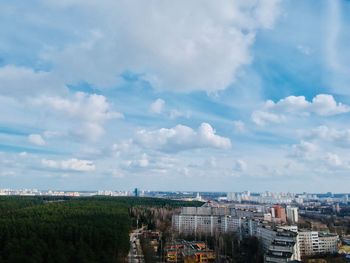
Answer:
254, 223, 300, 263
272, 205, 287, 223
286, 207, 299, 224
298, 230, 338, 256
172, 213, 242, 236
255, 223, 301, 262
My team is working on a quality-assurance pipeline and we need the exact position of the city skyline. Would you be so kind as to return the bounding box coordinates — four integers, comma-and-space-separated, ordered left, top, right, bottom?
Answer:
1, 0, 350, 191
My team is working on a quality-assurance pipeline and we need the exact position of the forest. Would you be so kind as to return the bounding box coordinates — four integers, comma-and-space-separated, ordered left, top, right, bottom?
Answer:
0, 196, 203, 263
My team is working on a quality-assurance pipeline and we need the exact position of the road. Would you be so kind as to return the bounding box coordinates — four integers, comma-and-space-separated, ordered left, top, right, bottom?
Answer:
128, 228, 145, 263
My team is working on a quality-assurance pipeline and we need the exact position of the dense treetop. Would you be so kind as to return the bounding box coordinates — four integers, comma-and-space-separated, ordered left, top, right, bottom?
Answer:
0, 196, 203, 263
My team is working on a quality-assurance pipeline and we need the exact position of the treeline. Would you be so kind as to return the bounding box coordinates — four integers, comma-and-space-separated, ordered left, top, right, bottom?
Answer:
0, 196, 202, 263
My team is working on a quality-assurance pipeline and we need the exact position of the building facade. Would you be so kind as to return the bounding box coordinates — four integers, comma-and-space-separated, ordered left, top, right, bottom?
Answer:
172, 213, 242, 236
255, 224, 301, 262
286, 207, 299, 224
272, 205, 287, 223
298, 230, 338, 256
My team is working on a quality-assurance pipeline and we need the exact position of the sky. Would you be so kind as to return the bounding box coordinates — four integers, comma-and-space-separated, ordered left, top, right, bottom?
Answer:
1, 0, 350, 192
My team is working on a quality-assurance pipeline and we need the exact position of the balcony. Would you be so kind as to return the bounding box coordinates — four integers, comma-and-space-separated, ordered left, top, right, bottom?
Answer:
269, 245, 294, 253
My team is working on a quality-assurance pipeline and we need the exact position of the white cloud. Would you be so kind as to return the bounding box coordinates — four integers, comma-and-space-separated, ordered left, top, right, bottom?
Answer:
43, 92, 122, 121
287, 138, 350, 172
310, 94, 349, 116
35, 92, 123, 140
42, 158, 96, 172
135, 122, 231, 152
110, 169, 125, 178
111, 139, 139, 157
138, 155, 150, 168
304, 125, 350, 147
267, 94, 349, 116
121, 152, 178, 175
325, 152, 343, 168
251, 110, 285, 126
150, 98, 165, 114
289, 141, 317, 159
28, 134, 46, 146
125, 153, 150, 169
39, 0, 281, 92
252, 94, 349, 125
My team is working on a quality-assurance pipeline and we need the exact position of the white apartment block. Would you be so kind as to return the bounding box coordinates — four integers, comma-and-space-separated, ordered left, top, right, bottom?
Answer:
172, 206, 251, 237
255, 224, 301, 262
298, 230, 338, 256
172, 214, 242, 236
318, 233, 338, 254
286, 206, 298, 224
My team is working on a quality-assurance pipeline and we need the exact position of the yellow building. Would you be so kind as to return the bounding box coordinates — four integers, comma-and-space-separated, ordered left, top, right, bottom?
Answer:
165, 240, 215, 263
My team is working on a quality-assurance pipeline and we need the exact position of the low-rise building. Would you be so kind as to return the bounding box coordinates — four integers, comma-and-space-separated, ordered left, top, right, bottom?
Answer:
165, 240, 215, 263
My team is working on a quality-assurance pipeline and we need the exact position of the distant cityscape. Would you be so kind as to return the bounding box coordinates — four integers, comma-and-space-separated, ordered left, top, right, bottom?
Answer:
1, 188, 349, 204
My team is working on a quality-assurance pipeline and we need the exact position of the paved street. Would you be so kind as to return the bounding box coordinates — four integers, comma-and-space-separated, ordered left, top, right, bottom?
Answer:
128, 228, 145, 263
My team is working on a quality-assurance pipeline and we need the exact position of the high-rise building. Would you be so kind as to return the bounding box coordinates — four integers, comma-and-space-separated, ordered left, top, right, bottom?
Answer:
134, 188, 139, 197
172, 206, 243, 236
286, 206, 299, 224
298, 230, 338, 256
272, 205, 287, 223
255, 224, 301, 262
227, 192, 236, 201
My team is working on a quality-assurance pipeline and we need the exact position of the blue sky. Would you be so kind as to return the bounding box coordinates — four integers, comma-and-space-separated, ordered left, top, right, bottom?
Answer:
1, 0, 350, 192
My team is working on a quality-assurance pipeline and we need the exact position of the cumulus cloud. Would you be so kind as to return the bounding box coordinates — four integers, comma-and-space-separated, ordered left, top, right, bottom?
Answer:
287, 138, 350, 172
36, 0, 282, 92
267, 94, 349, 116
41, 158, 96, 172
135, 123, 231, 152
121, 152, 178, 175
289, 141, 317, 159
43, 92, 122, 121
310, 94, 349, 115
35, 92, 122, 140
252, 94, 349, 125
150, 98, 165, 114
304, 125, 350, 147
28, 134, 46, 146
127, 153, 150, 168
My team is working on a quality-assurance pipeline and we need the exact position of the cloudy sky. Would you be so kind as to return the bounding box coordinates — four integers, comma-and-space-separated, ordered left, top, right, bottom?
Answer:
1, 0, 350, 192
